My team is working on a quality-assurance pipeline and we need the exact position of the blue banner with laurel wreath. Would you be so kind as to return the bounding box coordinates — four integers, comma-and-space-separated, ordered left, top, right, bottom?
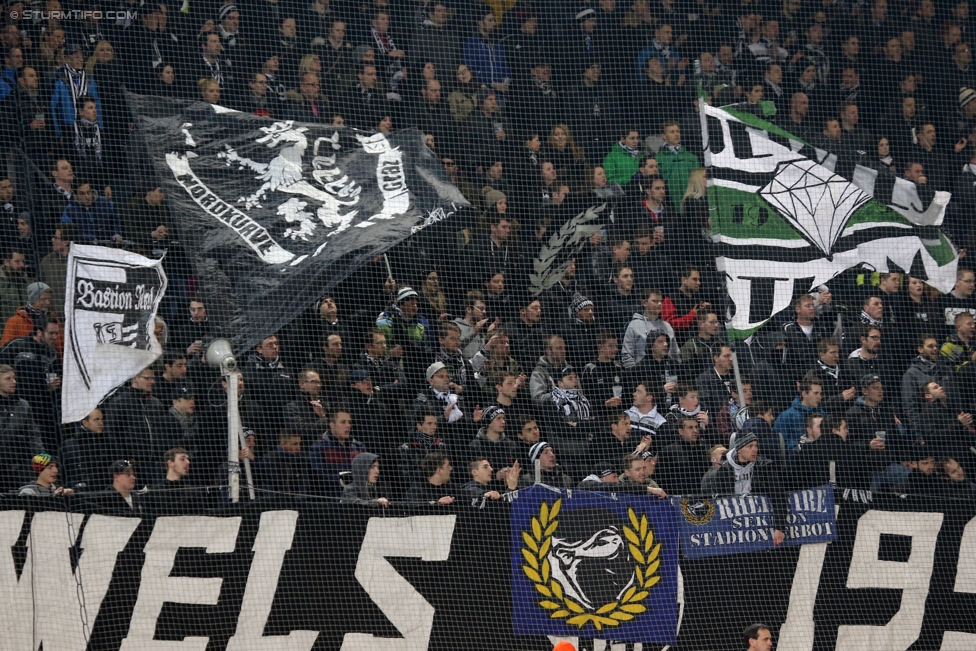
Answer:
510, 485, 680, 644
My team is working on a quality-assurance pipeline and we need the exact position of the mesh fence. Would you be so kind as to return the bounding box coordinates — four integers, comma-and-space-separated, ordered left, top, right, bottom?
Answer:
0, 0, 975, 647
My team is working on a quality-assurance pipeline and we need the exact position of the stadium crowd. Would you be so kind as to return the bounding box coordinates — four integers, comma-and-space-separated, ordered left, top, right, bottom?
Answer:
0, 0, 975, 511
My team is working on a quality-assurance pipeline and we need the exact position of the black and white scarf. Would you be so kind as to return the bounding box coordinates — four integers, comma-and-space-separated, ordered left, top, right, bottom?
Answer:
532, 75, 554, 97
60, 65, 94, 150
552, 387, 591, 424
619, 142, 640, 158
726, 448, 754, 494
74, 117, 102, 159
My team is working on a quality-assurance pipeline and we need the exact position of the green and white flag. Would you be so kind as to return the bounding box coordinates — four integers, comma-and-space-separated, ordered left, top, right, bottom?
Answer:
700, 102, 958, 339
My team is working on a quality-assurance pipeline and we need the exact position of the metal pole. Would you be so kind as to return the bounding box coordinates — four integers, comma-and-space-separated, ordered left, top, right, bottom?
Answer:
227, 370, 242, 502
238, 427, 256, 500
730, 351, 747, 423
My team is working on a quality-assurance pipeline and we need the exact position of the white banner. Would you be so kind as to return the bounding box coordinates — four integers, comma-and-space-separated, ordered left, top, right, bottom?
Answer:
61, 244, 167, 423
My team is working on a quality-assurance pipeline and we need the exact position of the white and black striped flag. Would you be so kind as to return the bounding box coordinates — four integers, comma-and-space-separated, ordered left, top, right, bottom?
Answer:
62, 244, 167, 423
700, 102, 959, 338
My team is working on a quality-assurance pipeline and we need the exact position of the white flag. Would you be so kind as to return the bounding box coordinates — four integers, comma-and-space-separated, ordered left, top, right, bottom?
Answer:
62, 244, 168, 423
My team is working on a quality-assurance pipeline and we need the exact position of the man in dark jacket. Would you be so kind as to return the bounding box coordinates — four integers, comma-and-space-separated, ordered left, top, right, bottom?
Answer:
463, 456, 520, 501
102, 366, 167, 468
243, 334, 298, 439
655, 416, 711, 495
341, 452, 390, 506
790, 415, 890, 491
701, 430, 788, 546
283, 369, 330, 445
259, 431, 313, 496
61, 408, 121, 492
405, 451, 456, 504
0, 315, 61, 448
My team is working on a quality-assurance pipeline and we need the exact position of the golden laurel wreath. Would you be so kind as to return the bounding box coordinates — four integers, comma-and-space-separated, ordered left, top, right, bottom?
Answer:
680, 499, 716, 525
521, 498, 661, 631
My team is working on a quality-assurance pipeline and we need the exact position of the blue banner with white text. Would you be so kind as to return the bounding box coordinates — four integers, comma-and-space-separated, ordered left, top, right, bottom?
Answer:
673, 484, 838, 559
510, 485, 680, 645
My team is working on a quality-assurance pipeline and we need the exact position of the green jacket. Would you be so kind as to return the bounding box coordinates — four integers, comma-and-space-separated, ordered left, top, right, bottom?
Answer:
0, 269, 33, 323
602, 143, 641, 185
656, 146, 701, 208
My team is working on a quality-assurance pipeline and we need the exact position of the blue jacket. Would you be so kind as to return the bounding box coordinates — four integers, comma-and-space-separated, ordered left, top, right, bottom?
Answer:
61, 197, 121, 243
308, 434, 365, 497
774, 398, 825, 451
462, 35, 510, 86
0, 68, 15, 102
51, 73, 102, 138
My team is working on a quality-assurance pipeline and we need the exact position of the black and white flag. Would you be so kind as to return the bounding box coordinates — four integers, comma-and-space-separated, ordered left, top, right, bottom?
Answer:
129, 95, 467, 352
62, 244, 167, 423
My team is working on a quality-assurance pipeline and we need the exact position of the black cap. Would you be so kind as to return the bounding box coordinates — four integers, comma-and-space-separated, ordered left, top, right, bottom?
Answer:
174, 384, 195, 399
860, 373, 882, 388
109, 459, 136, 475
591, 462, 615, 478
349, 368, 371, 383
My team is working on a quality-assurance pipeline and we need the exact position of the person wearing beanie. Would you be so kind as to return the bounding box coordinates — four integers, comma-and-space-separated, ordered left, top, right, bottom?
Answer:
1, 280, 64, 354
576, 460, 619, 490
564, 293, 598, 368
701, 428, 788, 546
518, 441, 574, 488
377, 286, 433, 384
468, 405, 519, 475
19, 454, 74, 496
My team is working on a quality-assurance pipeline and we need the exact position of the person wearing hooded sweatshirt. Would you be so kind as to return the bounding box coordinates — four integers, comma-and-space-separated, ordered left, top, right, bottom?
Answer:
621, 287, 678, 370
341, 452, 390, 507
701, 431, 787, 546
773, 378, 826, 451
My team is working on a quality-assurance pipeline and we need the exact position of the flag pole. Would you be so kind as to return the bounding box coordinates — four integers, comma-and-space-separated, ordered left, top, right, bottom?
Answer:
226, 369, 242, 502
731, 351, 747, 426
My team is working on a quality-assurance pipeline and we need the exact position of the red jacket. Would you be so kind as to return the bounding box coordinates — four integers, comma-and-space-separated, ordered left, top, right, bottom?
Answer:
661, 296, 696, 332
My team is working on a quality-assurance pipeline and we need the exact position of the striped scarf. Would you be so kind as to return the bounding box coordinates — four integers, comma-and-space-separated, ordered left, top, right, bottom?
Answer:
551, 387, 591, 424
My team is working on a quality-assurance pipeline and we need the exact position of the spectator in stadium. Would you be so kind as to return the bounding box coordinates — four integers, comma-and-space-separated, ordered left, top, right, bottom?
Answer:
902, 334, 948, 435
622, 287, 678, 369
791, 414, 890, 490
680, 310, 723, 381
405, 450, 456, 504
0, 247, 33, 322
782, 294, 832, 381
618, 452, 668, 497
96, 460, 144, 515
590, 411, 652, 467
577, 461, 621, 490
701, 431, 787, 544
147, 447, 198, 514
464, 456, 520, 500
287, 72, 333, 123
38, 225, 73, 313
655, 121, 700, 209
737, 401, 783, 466
806, 337, 858, 414
341, 452, 390, 507
741, 624, 774, 651
1, 280, 62, 353
452, 291, 496, 360
62, 407, 120, 491
19, 454, 73, 497
580, 331, 625, 421
377, 286, 432, 382
153, 351, 189, 405
171, 297, 216, 360
774, 377, 826, 450
530, 334, 567, 405
156, 384, 198, 456
841, 326, 889, 389
519, 441, 574, 488
284, 369, 329, 445
462, 11, 510, 94
939, 457, 976, 497
655, 415, 711, 495
244, 334, 298, 437
696, 344, 735, 415
259, 430, 312, 495
937, 267, 976, 334
468, 405, 518, 473
663, 266, 709, 334
918, 380, 975, 465
309, 409, 365, 497
102, 366, 167, 468
0, 316, 59, 446
51, 44, 102, 141
603, 128, 642, 185
625, 382, 666, 432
